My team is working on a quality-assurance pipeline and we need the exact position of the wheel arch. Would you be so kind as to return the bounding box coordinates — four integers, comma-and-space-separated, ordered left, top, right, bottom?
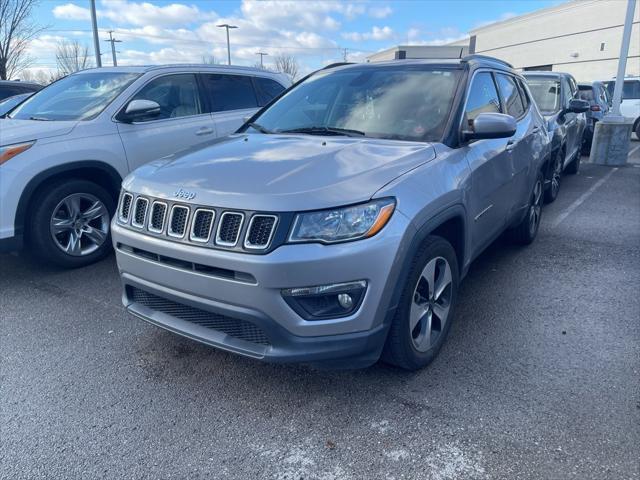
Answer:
15, 161, 123, 238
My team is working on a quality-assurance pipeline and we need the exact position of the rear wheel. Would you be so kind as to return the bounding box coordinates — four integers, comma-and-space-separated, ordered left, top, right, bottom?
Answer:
510, 171, 543, 245
28, 179, 115, 268
382, 236, 459, 371
635, 120, 640, 141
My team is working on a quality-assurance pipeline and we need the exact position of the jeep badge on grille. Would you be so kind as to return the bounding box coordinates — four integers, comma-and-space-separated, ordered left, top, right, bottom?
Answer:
174, 188, 196, 200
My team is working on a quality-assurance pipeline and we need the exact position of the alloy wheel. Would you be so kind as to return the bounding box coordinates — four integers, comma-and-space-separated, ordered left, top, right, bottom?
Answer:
550, 154, 562, 198
529, 179, 543, 236
49, 193, 110, 256
409, 256, 453, 352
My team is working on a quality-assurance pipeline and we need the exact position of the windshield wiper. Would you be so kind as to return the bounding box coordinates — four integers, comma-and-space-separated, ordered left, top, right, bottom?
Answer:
29, 116, 51, 121
279, 126, 365, 137
246, 122, 272, 134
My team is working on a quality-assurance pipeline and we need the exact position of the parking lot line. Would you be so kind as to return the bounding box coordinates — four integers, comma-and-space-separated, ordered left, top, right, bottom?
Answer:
628, 143, 640, 157
552, 167, 618, 228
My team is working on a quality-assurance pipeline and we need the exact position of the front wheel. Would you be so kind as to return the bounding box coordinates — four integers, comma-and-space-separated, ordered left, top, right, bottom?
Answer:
510, 171, 543, 245
382, 236, 459, 371
28, 179, 115, 268
544, 150, 563, 204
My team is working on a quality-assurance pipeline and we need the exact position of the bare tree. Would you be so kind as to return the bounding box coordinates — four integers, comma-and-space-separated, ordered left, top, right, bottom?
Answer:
274, 53, 299, 80
56, 39, 91, 75
201, 55, 219, 65
0, 0, 44, 79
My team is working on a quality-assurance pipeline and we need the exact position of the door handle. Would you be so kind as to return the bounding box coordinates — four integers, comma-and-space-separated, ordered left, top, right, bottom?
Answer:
506, 140, 518, 151
531, 126, 540, 134
195, 127, 214, 136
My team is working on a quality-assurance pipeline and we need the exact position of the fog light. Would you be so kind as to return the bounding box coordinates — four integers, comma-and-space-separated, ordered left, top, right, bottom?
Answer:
338, 293, 353, 310
282, 280, 367, 320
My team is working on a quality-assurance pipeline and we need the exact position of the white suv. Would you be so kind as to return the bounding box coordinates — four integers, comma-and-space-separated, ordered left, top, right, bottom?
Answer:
604, 77, 640, 139
0, 65, 290, 267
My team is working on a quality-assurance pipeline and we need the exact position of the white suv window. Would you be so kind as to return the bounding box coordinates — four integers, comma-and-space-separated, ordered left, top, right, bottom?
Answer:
130, 74, 202, 121
202, 74, 259, 112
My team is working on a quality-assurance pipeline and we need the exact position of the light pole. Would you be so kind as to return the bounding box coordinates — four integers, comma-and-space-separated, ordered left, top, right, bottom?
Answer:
89, 0, 101, 67
217, 24, 238, 65
104, 31, 122, 66
256, 52, 268, 68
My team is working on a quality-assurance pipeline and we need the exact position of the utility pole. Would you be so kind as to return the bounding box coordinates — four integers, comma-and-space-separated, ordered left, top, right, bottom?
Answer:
217, 24, 238, 65
256, 52, 269, 68
609, 0, 636, 118
104, 31, 122, 66
90, 0, 102, 67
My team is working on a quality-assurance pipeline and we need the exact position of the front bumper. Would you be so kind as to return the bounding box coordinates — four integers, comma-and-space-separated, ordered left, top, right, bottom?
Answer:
112, 212, 412, 366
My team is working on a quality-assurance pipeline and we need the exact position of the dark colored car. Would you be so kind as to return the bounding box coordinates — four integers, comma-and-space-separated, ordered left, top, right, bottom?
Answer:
524, 72, 589, 203
0, 92, 33, 117
0, 80, 42, 101
578, 81, 611, 153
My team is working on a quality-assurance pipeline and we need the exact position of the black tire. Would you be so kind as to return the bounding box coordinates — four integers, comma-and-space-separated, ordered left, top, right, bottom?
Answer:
27, 179, 115, 268
635, 121, 640, 141
510, 171, 544, 245
382, 236, 459, 371
544, 149, 563, 204
564, 150, 580, 175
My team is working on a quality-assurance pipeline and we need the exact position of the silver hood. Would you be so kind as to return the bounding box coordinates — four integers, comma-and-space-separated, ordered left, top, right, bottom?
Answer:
0, 119, 77, 145
124, 134, 436, 211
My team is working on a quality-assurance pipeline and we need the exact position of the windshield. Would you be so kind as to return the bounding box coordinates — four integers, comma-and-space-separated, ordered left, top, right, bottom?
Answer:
526, 78, 561, 113
249, 66, 461, 142
9, 72, 139, 121
0, 93, 31, 116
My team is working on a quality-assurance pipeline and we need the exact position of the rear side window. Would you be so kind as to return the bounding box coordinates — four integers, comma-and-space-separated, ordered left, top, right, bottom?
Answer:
464, 72, 501, 127
622, 80, 640, 99
496, 73, 525, 118
254, 77, 285, 106
202, 74, 259, 112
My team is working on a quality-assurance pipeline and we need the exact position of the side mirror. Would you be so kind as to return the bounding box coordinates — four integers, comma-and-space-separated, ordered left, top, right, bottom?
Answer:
462, 113, 517, 141
567, 98, 589, 113
121, 99, 161, 123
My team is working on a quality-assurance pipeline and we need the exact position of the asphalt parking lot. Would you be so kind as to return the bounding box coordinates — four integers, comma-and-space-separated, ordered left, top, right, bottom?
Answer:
2, 147, 639, 480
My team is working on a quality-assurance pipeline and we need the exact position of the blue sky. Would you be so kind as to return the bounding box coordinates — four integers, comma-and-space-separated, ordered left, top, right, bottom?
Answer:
26, 0, 561, 76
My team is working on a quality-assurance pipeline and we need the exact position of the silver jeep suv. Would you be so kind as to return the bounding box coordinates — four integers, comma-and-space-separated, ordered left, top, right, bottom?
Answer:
112, 56, 550, 370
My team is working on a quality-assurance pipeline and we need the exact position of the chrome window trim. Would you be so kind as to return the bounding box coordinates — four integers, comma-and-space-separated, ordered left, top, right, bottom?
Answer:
215, 211, 244, 247
189, 208, 216, 243
244, 214, 278, 250
167, 204, 190, 238
118, 192, 133, 224
131, 197, 149, 229
147, 201, 168, 233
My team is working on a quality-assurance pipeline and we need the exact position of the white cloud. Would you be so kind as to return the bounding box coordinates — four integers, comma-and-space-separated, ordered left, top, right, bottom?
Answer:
100, 0, 213, 27
368, 5, 392, 19
52, 3, 91, 20
342, 25, 393, 42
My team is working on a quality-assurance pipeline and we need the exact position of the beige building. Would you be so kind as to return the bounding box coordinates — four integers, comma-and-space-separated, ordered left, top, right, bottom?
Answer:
366, 45, 469, 62
468, 0, 639, 81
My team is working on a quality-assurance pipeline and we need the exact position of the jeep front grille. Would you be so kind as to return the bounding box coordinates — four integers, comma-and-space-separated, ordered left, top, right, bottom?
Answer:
216, 212, 244, 246
128, 286, 270, 346
190, 209, 215, 242
245, 215, 277, 249
168, 205, 189, 237
119, 193, 133, 222
148, 202, 167, 233
132, 197, 149, 228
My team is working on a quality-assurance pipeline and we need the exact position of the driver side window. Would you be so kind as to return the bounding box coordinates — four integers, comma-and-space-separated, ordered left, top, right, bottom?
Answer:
130, 74, 202, 121
464, 72, 501, 128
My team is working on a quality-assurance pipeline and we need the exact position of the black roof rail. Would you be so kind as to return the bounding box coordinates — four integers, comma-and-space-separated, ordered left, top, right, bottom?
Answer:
461, 54, 513, 68
322, 62, 354, 70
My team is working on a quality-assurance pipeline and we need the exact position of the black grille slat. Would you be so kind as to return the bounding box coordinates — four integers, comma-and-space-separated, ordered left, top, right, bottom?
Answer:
129, 287, 270, 345
149, 203, 167, 232
246, 215, 276, 248
120, 193, 133, 221
132, 198, 148, 227
190, 210, 214, 241
216, 213, 243, 245
169, 206, 189, 237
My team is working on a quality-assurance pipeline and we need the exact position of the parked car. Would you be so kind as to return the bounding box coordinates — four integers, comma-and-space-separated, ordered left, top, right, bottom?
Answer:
112, 55, 550, 371
577, 81, 611, 154
604, 77, 640, 139
523, 72, 588, 203
0, 80, 42, 101
0, 92, 34, 117
0, 65, 291, 267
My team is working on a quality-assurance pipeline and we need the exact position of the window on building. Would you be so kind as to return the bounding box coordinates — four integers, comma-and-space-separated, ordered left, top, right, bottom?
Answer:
600, 42, 606, 51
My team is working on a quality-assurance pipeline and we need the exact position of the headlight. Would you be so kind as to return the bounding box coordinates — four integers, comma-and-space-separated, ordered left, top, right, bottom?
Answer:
0, 141, 35, 166
288, 198, 395, 244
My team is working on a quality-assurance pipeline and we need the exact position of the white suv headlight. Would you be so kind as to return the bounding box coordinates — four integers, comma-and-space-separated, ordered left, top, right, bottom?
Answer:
288, 198, 395, 244
0, 141, 35, 166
